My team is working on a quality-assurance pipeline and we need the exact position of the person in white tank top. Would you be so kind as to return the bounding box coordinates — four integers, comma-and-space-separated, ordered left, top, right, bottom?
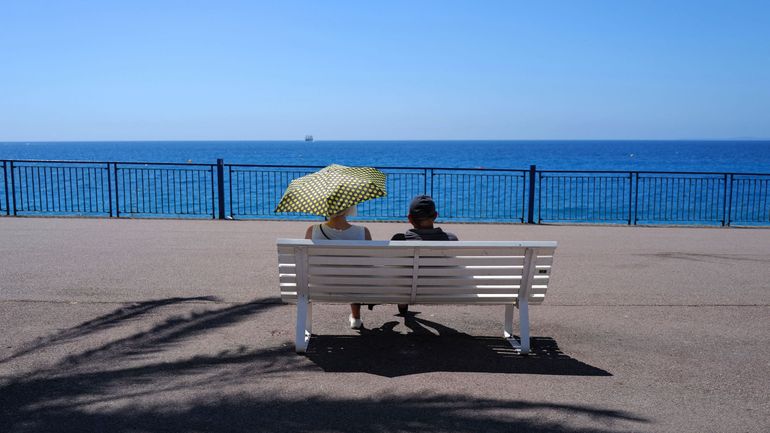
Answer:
304, 205, 372, 329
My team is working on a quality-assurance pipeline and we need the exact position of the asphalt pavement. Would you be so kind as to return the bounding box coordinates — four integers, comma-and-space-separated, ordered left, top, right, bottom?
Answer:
1, 217, 768, 432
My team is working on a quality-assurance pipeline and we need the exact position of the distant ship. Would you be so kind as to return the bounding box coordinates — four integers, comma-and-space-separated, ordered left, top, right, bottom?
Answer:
305, 135, 314, 142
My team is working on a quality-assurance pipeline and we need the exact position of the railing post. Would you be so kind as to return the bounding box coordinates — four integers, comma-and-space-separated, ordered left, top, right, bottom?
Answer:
721, 173, 728, 226
633, 172, 640, 225
527, 165, 536, 224
210, 166, 216, 219
3, 161, 9, 216
113, 163, 120, 217
725, 173, 733, 227
9, 160, 17, 216
425, 168, 433, 197
228, 164, 234, 218
627, 172, 633, 225
217, 159, 226, 220
106, 163, 113, 217
537, 171, 542, 223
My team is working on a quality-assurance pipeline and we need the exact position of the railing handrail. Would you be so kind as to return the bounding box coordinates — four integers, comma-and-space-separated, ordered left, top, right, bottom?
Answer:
539, 169, 770, 176
2, 159, 216, 167
226, 163, 530, 172
4, 159, 770, 176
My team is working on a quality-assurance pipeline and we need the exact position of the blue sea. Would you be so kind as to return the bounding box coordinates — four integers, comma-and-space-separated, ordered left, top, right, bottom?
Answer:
2, 140, 770, 173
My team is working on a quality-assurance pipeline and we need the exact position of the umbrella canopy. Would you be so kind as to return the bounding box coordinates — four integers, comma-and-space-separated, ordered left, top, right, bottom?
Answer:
274, 164, 387, 216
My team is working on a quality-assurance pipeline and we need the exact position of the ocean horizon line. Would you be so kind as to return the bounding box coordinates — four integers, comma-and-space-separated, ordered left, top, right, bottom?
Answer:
3, 138, 770, 144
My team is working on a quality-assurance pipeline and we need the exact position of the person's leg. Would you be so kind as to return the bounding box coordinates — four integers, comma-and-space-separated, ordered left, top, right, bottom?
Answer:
398, 304, 408, 315
349, 303, 362, 329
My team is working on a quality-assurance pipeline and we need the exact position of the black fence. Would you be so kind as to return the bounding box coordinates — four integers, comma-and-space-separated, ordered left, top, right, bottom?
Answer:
1, 159, 768, 226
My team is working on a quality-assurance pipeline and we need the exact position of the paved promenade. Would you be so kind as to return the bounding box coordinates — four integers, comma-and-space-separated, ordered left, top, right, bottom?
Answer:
1, 217, 769, 432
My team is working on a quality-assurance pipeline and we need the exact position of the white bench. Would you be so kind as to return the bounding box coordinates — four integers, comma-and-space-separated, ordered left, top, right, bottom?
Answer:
277, 239, 557, 354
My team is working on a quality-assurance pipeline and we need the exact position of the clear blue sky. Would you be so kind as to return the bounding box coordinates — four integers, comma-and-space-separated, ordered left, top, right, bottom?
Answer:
1, 0, 768, 141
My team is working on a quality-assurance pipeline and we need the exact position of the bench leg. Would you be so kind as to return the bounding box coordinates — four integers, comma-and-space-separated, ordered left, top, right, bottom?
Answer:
504, 304, 514, 338
295, 294, 312, 353
505, 299, 530, 355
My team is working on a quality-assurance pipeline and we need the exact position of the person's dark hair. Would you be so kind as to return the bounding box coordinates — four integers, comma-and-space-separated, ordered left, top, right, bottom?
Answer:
409, 195, 437, 221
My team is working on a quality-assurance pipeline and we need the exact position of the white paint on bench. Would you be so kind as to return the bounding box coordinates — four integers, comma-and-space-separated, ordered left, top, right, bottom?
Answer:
276, 239, 557, 354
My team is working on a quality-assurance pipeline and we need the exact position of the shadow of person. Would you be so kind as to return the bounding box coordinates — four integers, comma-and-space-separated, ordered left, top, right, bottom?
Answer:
305, 310, 611, 377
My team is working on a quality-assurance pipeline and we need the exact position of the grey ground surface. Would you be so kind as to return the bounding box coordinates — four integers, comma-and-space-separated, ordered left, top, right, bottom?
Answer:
1, 217, 768, 432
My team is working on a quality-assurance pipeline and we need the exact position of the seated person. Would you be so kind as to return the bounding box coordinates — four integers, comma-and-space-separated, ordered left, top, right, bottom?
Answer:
391, 195, 458, 314
305, 205, 372, 330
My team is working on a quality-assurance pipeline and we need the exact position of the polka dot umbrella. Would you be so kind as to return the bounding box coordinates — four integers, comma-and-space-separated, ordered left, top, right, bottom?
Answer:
274, 164, 387, 217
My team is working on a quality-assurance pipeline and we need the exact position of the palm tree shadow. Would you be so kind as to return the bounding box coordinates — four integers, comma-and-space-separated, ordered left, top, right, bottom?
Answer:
2, 393, 649, 433
305, 312, 610, 377
1, 296, 219, 364
0, 302, 643, 433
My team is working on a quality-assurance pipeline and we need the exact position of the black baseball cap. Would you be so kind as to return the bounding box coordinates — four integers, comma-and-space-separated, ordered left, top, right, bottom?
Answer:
409, 195, 437, 219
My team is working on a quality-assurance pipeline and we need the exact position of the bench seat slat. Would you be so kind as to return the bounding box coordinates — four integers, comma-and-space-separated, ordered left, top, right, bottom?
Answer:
278, 254, 295, 264
280, 293, 547, 304
415, 295, 518, 303
308, 285, 413, 294
308, 266, 414, 276
413, 248, 531, 256
307, 293, 412, 303
307, 266, 539, 277
299, 247, 554, 257
304, 286, 548, 295
309, 275, 413, 286
416, 276, 522, 286
416, 286, 548, 295
417, 267, 527, 277
309, 256, 415, 266
419, 257, 525, 266
414, 256, 552, 267
307, 248, 416, 258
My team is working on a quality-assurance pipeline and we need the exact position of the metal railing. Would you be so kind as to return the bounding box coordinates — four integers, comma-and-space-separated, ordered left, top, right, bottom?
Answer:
634, 172, 726, 225
114, 162, 216, 218
226, 165, 527, 222
8, 161, 112, 216
536, 170, 770, 226
1, 159, 768, 226
731, 174, 770, 225
2, 160, 217, 219
538, 171, 633, 224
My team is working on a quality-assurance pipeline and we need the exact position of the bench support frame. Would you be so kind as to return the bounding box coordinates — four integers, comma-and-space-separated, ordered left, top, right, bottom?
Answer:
296, 294, 312, 353
295, 246, 312, 353
504, 300, 530, 354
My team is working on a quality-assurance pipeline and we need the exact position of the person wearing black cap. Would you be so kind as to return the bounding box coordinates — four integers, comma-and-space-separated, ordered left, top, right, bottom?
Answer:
391, 195, 458, 314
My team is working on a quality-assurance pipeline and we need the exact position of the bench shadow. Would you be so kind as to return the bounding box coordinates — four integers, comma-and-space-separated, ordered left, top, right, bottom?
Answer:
305, 312, 610, 377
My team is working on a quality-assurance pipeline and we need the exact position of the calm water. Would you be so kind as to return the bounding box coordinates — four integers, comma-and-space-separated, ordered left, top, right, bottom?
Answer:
2, 140, 770, 173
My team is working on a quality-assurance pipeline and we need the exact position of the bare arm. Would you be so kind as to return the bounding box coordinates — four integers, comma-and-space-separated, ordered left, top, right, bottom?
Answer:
304, 225, 313, 239
364, 227, 372, 240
